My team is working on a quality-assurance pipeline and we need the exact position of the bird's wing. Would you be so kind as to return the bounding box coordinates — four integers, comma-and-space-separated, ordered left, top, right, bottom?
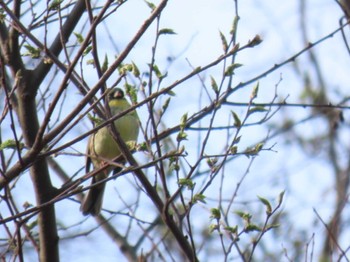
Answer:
85, 135, 93, 173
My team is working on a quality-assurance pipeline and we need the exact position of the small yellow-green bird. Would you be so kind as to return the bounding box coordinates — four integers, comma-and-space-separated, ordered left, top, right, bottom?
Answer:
81, 88, 139, 216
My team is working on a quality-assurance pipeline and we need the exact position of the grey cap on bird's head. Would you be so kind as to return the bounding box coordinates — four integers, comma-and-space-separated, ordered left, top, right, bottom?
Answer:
108, 87, 124, 100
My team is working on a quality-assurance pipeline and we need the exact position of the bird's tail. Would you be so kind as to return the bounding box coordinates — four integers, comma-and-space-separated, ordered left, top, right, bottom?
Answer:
80, 181, 106, 216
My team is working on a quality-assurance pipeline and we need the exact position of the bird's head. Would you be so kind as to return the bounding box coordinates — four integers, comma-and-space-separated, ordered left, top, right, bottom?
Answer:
108, 88, 125, 101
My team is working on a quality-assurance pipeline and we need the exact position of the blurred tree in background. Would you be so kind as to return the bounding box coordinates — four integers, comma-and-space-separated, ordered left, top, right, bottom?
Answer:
1, 0, 350, 261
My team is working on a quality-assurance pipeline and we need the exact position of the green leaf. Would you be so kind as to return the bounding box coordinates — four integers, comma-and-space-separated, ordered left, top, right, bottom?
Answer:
101, 54, 108, 73
244, 143, 264, 156
245, 224, 261, 232
233, 135, 241, 144
49, 0, 63, 10
210, 76, 219, 94
230, 43, 240, 54
192, 67, 201, 74
125, 84, 138, 104
87, 113, 103, 126
219, 31, 228, 52
250, 82, 259, 100
162, 97, 171, 113
83, 46, 93, 56
0, 139, 24, 151
119, 63, 133, 74
169, 162, 180, 172
176, 131, 188, 142
266, 224, 280, 231
209, 224, 219, 233
166, 89, 176, 96
278, 190, 285, 206
235, 211, 252, 222
206, 157, 218, 168
224, 225, 238, 234
179, 113, 188, 130
131, 62, 140, 77
178, 178, 194, 189
258, 196, 272, 214
86, 58, 94, 66
210, 208, 221, 220
193, 194, 206, 204
231, 111, 241, 128
229, 146, 237, 154
158, 28, 176, 35
144, 0, 156, 10
230, 15, 239, 36
138, 142, 148, 151
248, 34, 263, 47
74, 32, 84, 44
247, 106, 267, 115
224, 63, 242, 76
22, 45, 41, 58
254, 143, 264, 153
149, 64, 164, 79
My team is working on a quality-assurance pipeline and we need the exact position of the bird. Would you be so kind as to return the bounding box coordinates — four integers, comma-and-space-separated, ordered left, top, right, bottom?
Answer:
80, 87, 139, 216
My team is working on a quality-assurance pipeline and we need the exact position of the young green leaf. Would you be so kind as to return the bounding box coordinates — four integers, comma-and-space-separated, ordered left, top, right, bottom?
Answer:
49, 0, 63, 10
180, 113, 188, 130
206, 157, 218, 168
278, 190, 285, 206
176, 131, 188, 142
74, 32, 84, 44
245, 224, 261, 232
83, 46, 92, 56
193, 194, 206, 204
161, 97, 171, 113
210, 76, 219, 94
158, 28, 176, 35
210, 208, 221, 220
224, 63, 242, 76
248, 34, 263, 47
165, 89, 176, 96
248, 106, 267, 115
23, 45, 41, 58
178, 178, 194, 189
209, 224, 219, 233
230, 43, 240, 54
250, 82, 259, 100
0, 139, 24, 151
101, 54, 108, 73
266, 224, 280, 231
258, 196, 272, 214
254, 143, 264, 153
125, 84, 138, 104
219, 31, 228, 52
235, 211, 252, 222
231, 111, 241, 128
224, 225, 238, 234
229, 146, 237, 154
230, 15, 239, 36
87, 113, 103, 126
232, 135, 241, 145
144, 0, 156, 10
131, 62, 140, 77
